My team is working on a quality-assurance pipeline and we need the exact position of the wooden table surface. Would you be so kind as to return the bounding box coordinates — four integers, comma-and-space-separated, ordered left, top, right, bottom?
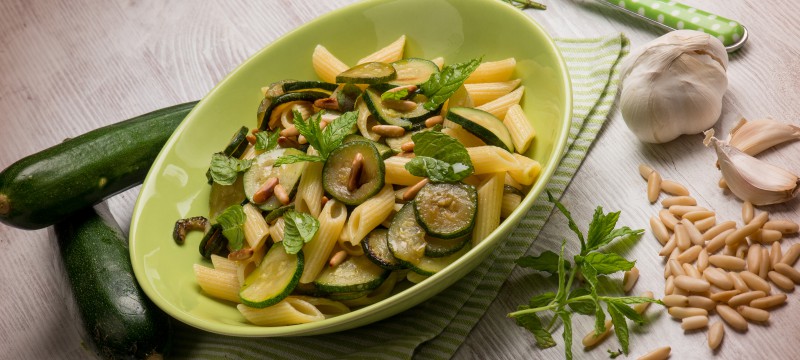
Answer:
2, 0, 799, 359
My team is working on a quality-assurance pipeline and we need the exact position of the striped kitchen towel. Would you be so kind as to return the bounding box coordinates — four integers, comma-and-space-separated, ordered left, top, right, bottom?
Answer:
170, 33, 630, 360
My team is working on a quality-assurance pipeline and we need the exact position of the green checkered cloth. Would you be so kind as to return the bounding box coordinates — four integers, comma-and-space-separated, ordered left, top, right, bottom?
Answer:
171, 33, 629, 360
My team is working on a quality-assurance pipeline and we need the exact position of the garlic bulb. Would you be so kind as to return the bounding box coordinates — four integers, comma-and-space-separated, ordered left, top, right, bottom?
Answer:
620, 30, 729, 143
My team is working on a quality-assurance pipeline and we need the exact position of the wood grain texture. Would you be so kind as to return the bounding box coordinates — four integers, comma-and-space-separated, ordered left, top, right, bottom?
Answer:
0, 0, 798, 359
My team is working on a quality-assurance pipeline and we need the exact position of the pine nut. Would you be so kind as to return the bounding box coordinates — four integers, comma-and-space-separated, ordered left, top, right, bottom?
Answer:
273, 183, 290, 205
400, 141, 415, 152
246, 133, 257, 144
694, 216, 717, 233
683, 263, 702, 279
763, 220, 799, 235
717, 304, 748, 331
742, 201, 754, 223
668, 259, 686, 277
687, 295, 717, 311
683, 210, 715, 222
697, 249, 709, 272
347, 153, 364, 192
277, 136, 301, 149
623, 267, 639, 292
675, 223, 691, 251
708, 321, 724, 350
659, 209, 679, 231
320, 196, 328, 207
280, 125, 300, 137
749, 294, 787, 309
728, 290, 767, 308
252, 177, 280, 204
747, 244, 761, 274
647, 171, 662, 203
677, 245, 702, 264
740, 270, 771, 294
737, 305, 769, 322
381, 99, 418, 112
674, 275, 710, 292
723, 244, 738, 257
759, 248, 770, 279
371, 125, 405, 137
638, 346, 671, 360
681, 315, 709, 330
581, 319, 612, 347
650, 216, 670, 245
706, 229, 735, 254
669, 306, 708, 319
780, 243, 800, 265
661, 180, 689, 196
669, 205, 706, 217
774, 263, 800, 284
702, 221, 737, 241
703, 268, 733, 290
634, 291, 654, 314
425, 115, 444, 128
673, 286, 689, 296
709, 289, 741, 303
298, 135, 307, 145
662, 294, 688, 307
708, 255, 746, 271
729, 272, 751, 293
770, 242, 782, 268
682, 220, 705, 246
638, 163, 654, 180
736, 245, 747, 259
402, 178, 429, 201
726, 212, 769, 246
718, 177, 728, 189
227, 247, 254, 261
662, 196, 696, 207
328, 250, 347, 267
659, 235, 677, 257
665, 275, 675, 295
768, 271, 795, 291
314, 97, 339, 110
755, 229, 783, 244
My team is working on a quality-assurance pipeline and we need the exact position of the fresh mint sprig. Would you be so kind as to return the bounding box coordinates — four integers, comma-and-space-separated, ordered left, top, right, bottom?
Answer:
274, 110, 358, 166
209, 153, 252, 186
215, 205, 247, 251
508, 192, 659, 359
255, 130, 279, 151
419, 57, 482, 110
282, 210, 319, 254
404, 130, 474, 182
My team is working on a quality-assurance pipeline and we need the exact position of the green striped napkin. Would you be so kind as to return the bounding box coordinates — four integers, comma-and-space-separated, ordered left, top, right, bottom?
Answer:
171, 33, 629, 360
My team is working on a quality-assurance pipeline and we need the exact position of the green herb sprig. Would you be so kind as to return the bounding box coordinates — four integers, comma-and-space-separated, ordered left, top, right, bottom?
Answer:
274, 110, 358, 166
404, 130, 474, 182
209, 153, 253, 185
508, 192, 661, 359
282, 210, 319, 254
215, 205, 247, 251
419, 57, 482, 110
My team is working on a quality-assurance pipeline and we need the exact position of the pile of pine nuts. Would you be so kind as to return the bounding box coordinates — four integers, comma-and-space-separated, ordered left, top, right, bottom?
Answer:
640, 164, 800, 352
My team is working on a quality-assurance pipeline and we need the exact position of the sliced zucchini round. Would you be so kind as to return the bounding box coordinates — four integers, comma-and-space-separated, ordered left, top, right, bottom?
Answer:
363, 87, 440, 130
257, 91, 330, 130
389, 58, 440, 86
425, 234, 469, 258
336, 62, 397, 84
209, 175, 246, 219
239, 244, 303, 309
446, 107, 515, 152
362, 228, 405, 270
343, 134, 395, 159
388, 202, 427, 267
411, 246, 470, 276
414, 182, 477, 239
243, 148, 308, 211
322, 141, 385, 206
314, 255, 389, 293
264, 203, 294, 224
282, 81, 338, 93
198, 223, 228, 259
328, 291, 371, 301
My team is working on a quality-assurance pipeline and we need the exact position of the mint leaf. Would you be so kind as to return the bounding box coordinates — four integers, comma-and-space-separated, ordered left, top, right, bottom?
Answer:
516, 251, 570, 275
555, 241, 568, 303
567, 288, 594, 315
606, 302, 630, 354
282, 210, 320, 254
419, 57, 481, 110
404, 131, 474, 182
274, 154, 324, 167
209, 153, 252, 186
291, 110, 325, 154
515, 312, 556, 349
548, 192, 586, 253
320, 111, 358, 158
558, 310, 574, 360
255, 130, 279, 151
607, 300, 644, 325
579, 252, 635, 275
586, 206, 619, 251
215, 205, 246, 251
381, 88, 409, 101
529, 292, 556, 308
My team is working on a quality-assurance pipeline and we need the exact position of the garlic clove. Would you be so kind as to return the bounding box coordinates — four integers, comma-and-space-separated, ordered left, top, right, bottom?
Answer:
705, 131, 800, 206
727, 117, 800, 156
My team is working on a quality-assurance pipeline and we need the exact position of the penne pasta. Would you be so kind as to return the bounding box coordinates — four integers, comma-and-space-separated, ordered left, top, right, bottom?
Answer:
465, 58, 516, 84
290, 296, 351, 318
242, 203, 270, 250
194, 264, 240, 303
472, 172, 504, 245
358, 35, 406, 64
384, 156, 426, 185
431, 56, 445, 70
342, 185, 395, 246
269, 217, 285, 243
238, 298, 325, 326
210, 254, 238, 274
442, 127, 486, 148
508, 153, 541, 186
503, 104, 536, 153
294, 150, 325, 217
467, 146, 519, 174
501, 192, 522, 219
312, 45, 349, 83
465, 79, 521, 106
476, 85, 524, 119
300, 200, 348, 283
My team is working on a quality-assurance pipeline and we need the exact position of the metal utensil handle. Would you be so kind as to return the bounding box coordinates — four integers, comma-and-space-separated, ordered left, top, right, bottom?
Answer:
601, 0, 746, 49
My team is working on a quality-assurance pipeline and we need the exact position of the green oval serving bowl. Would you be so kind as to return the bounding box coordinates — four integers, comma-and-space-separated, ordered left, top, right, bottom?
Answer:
130, 0, 572, 337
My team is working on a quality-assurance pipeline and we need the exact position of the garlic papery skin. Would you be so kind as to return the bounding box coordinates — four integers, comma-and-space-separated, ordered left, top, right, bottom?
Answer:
620, 30, 728, 143
727, 117, 800, 156
705, 132, 800, 205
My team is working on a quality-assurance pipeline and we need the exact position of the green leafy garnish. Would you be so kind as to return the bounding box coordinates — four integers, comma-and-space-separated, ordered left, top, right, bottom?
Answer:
209, 153, 252, 186
501, 0, 547, 10
281, 210, 320, 254
508, 192, 657, 359
255, 130, 279, 151
274, 110, 358, 166
608, 349, 623, 358
380, 88, 410, 101
419, 57, 482, 110
404, 131, 474, 182
215, 205, 247, 251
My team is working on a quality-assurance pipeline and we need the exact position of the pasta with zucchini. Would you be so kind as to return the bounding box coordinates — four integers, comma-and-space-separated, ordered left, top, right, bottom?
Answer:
175, 35, 543, 326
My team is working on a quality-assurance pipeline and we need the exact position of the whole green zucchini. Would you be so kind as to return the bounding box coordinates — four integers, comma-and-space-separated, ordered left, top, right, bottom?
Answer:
0, 101, 197, 230
55, 205, 170, 359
